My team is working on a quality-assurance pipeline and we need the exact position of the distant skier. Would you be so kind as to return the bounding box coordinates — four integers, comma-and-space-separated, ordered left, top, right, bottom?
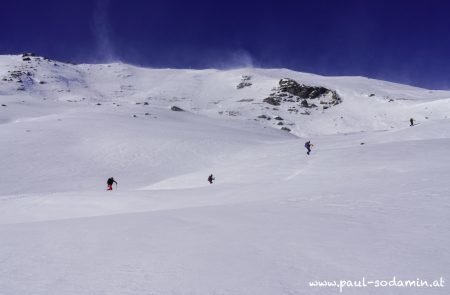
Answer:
107, 177, 117, 191
208, 174, 215, 184
305, 140, 313, 155
410, 118, 415, 126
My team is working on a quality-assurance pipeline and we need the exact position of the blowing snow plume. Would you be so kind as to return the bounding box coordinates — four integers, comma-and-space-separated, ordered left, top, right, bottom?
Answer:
203, 49, 254, 69
92, 0, 117, 62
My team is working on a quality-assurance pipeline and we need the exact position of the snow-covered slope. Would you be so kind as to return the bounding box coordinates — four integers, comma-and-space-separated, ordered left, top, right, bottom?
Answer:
2, 54, 449, 137
0, 54, 449, 294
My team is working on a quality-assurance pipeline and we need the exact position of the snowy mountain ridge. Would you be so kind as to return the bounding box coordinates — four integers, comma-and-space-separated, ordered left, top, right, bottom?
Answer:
2, 53, 449, 137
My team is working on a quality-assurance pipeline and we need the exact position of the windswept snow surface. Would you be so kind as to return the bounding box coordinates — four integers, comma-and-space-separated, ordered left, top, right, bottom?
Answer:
0, 55, 449, 294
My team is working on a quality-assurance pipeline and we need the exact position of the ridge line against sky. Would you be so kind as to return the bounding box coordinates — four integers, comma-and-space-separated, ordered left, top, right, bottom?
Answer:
1, 0, 450, 90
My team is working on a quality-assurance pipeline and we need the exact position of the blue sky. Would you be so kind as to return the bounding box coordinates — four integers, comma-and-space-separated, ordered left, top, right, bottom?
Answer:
1, 0, 450, 89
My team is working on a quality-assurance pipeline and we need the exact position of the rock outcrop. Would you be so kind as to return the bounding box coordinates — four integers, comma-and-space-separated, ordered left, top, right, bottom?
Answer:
263, 78, 342, 111
236, 75, 252, 89
263, 96, 281, 106
171, 106, 185, 112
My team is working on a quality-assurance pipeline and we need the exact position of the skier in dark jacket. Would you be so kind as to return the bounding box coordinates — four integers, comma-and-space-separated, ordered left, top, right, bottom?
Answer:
107, 177, 117, 190
208, 174, 215, 184
305, 141, 313, 155
410, 118, 415, 126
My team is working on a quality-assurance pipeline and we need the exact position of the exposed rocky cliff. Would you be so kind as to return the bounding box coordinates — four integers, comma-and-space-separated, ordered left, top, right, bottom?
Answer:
264, 78, 342, 112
